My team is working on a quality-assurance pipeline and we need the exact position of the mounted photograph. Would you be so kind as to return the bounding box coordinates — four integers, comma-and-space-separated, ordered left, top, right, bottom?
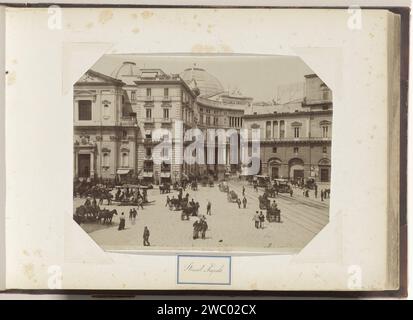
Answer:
72, 54, 333, 253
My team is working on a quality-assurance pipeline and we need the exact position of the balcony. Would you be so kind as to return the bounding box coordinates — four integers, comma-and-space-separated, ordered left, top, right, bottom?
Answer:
144, 96, 154, 102
160, 171, 171, 178
162, 96, 172, 102
143, 118, 154, 124
161, 118, 172, 124
142, 171, 154, 177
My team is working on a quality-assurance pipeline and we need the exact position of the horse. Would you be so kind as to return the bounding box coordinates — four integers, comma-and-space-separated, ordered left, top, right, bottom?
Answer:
98, 209, 118, 224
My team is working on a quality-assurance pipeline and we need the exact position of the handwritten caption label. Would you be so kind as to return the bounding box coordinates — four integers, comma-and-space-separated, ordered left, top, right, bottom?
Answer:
177, 255, 231, 285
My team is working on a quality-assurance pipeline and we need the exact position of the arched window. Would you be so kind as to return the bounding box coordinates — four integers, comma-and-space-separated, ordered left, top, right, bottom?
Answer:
103, 153, 110, 167
103, 104, 110, 117
121, 153, 129, 167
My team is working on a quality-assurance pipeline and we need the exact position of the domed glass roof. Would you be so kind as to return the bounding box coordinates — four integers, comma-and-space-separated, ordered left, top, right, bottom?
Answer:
180, 67, 224, 96
111, 62, 140, 85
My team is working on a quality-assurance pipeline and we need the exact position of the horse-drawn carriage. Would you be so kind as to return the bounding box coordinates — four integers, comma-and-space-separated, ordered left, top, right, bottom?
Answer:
227, 190, 239, 203
273, 179, 292, 193
258, 195, 271, 210
73, 204, 117, 225
264, 185, 278, 198
180, 202, 199, 220
159, 183, 171, 194
266, 206, 281, 223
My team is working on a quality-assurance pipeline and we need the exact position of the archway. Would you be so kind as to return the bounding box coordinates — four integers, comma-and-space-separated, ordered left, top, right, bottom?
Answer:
318, 158, 331, 182
268, 157, 282, 179
288, 158, 305, 181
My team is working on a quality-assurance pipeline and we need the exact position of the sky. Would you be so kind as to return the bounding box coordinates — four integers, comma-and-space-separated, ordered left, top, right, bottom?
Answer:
91, 54, 314, 102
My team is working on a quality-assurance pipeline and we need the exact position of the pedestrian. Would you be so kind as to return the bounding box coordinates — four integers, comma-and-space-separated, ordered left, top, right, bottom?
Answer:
206, 201, 212, 215
314, 183, 318, 198
193, 220, 200, 239
253, 211, 260, 229
143, 226, 150, 246
242, 196, 247, 209
237, 198, 241, 209
242, 186, 245, 196
129, 209, 133, 220
321, 190, 324, 201
118, 212, 126, 231
165, 195, 170, 207
200, 218, 208, 240
132, 208, 137, 220
289, 188, 293, 197
259, 211, 265, 229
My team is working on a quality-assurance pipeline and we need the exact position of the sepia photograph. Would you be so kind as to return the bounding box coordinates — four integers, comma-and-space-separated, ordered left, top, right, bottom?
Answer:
72, 54, 333, 252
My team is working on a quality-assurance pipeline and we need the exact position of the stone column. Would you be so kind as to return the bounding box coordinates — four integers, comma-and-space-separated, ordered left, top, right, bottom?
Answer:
90, 151, 95, 178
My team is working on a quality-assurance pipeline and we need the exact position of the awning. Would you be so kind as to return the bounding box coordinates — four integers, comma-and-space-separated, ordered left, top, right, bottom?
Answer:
117, 169, 131, 175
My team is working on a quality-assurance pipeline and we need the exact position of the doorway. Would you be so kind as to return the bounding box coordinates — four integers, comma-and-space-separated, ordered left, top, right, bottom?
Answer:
78, 154, 90, 178
320, 168, 330, 182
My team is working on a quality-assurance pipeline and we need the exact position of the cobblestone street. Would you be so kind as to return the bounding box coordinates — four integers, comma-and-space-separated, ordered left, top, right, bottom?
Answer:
75, 180, 329, 253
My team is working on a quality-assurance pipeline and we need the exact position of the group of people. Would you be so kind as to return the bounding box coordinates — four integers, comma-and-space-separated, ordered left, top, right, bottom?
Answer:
236, 196, 248, 209
115, 186, 147, 205
253, 211, 266, 229
193, 216, 208, 240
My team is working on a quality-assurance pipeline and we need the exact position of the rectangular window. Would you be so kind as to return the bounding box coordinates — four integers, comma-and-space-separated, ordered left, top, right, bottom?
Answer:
146, 108, 152, 119
323, 146, 327, 153
146, 148, 152, 157
146, 88, 152, 97
206, 116, 211, 125
273, 121, 278, 138
272, 147, 277, 153
164, 88, 169, 97
78, 100, 92, 120
131, 91, 136, 101
163, 108, 169, 119
322, 126, 329, 138
266, 121, 271, 139
294, 147, 299, 154
280, 121, 285, 138
213, 117, 218, 125
294, 127, 300, 138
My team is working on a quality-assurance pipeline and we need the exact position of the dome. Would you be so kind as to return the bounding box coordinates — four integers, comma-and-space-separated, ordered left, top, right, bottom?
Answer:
180, 67, 224, 96
111, 61, 140, 85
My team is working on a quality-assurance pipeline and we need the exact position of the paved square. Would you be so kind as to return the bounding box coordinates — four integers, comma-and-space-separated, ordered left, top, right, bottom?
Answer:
74, 180, 329, 253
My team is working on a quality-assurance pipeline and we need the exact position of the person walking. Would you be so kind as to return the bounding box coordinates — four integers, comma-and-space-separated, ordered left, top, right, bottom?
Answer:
143, 226, 150, 246
118, 212, 126, 231
193, 220, 200, 239
253, 211, 260, 229
259, 211, 265, 229
206, 201, 212, 215
242, 186, 245, 196
314, 183, 318, 198
289, 188, 293, 197
321, 190, 324, 202
165, 195, 170, 207
242, 196, 247, 209
237, 198, 242, 209
200, 218, 208, 240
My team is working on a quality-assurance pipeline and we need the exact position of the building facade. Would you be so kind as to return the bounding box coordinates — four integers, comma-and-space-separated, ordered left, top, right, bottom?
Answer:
73, 70, 137, 182
74, 62, 332, 184
243, 74, 332, 182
